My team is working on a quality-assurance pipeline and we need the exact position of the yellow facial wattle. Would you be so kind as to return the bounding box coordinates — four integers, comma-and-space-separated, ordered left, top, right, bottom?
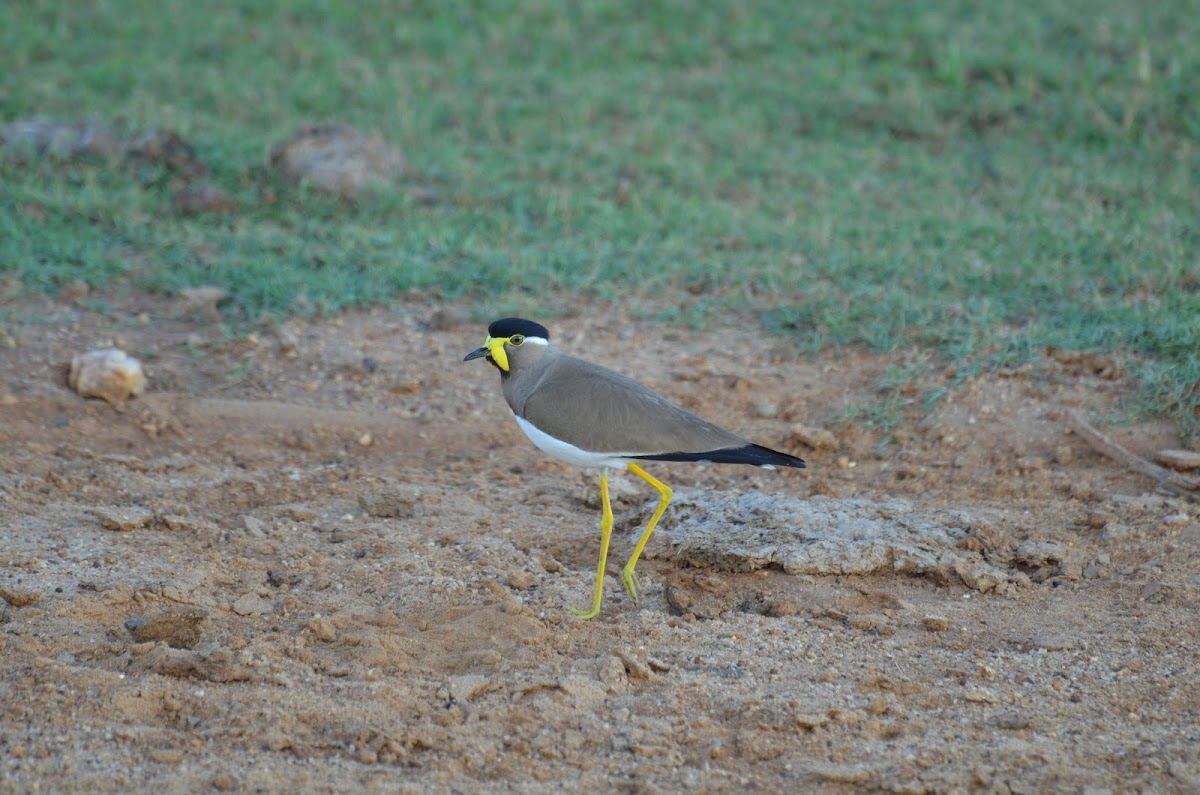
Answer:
485, 336, 510, 371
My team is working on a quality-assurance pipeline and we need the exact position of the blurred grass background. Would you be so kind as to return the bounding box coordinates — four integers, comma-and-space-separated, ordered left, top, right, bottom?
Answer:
1, 0, 1198, 436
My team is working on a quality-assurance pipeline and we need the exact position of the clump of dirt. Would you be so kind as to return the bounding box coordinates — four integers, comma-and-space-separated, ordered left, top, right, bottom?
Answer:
1, 293, 1197, 793
268, 123, 404, 197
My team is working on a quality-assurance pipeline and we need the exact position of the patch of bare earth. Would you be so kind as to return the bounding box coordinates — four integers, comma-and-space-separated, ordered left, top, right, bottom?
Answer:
1, 294, 1197, 793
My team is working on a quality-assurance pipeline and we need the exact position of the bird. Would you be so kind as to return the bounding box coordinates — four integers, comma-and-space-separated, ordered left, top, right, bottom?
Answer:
464, 317, 806, 619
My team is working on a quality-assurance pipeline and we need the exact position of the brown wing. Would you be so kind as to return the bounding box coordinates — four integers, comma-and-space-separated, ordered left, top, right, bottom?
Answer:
519, 355, 748, 455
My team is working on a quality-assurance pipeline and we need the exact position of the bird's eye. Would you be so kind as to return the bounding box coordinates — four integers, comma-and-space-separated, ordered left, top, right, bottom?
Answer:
509, 334, 525, 346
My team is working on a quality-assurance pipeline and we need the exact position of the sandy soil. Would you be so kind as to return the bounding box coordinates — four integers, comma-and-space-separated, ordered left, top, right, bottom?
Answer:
1, 295, 1197, 794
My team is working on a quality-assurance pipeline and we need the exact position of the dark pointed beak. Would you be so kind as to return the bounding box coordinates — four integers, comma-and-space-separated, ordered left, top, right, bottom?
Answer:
464, 347, 489, 362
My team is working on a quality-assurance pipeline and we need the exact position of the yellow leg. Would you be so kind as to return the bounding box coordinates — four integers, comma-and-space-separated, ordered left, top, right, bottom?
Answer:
567, 470, 613, 620
622, 463, 673, 604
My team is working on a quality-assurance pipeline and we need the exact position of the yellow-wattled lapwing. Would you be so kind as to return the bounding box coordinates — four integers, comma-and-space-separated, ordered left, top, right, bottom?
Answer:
465, 318, 806, 618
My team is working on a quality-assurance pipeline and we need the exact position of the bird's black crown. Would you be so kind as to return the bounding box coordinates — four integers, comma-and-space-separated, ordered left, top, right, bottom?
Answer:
488, 318, 549, 340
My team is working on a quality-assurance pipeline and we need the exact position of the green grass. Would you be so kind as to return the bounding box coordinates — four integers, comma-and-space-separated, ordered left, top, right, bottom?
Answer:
2, 0, 1198, 436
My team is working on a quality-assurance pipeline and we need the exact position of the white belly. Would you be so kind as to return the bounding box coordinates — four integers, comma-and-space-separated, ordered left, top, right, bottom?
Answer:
515, 415, 633, 469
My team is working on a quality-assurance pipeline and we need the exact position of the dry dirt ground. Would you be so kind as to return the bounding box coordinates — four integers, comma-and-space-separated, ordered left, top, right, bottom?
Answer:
1, 294, 1198, 794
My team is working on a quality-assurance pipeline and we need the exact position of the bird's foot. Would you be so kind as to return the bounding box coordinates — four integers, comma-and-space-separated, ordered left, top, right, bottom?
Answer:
621, 566, 640, 604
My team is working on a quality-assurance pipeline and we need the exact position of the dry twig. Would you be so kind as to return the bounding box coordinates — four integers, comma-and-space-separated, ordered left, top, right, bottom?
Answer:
1067, 409, 1200, 500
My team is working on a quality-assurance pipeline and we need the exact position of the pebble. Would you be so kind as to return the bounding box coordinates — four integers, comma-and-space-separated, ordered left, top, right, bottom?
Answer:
124, 607, 209, 649
1, 117, 122, 160
268, 123, 404, 198
993, 712, 1033, 730
1026, 634, 1080, 651
263, 731, 294, 752
0, 586, 41, 607
307, 616, 337, 642
1155, 449, 1200, 472
1163, 513, 1190, 527
446, 674, 492, 703
231, 592, 272, 616
921, 615, 949, 632
148, 749, 185, 764
505, 570, 534, 591
664, 577, 736, 619
615, 650, 654, 681
1054, 445, 1074, 466
795, 713, 830, 730
558, 674, 608, 710
359, 491, 417, 518
427, 307, 470, 331
68, 349, 146, 403
848, 613, 891, 633
175, 285, 226, 319
59, 279, 90, 305
754, 402, 779, 419
172, 181, 236, 215
94, 505, 154, 531
790, 422, 838, 451
1069, 479, 1095, 500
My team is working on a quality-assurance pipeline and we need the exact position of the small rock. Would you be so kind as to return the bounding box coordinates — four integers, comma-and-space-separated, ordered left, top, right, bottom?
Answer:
1015, 541, 1065, 568
1084, 510, 1108, 529
1, 117, 121, 160
615, 650, 654, 681
954, 562, 1001, 593
94, 505, 154, 531
848, 613, 890, 633
557, 674, 608, 710
125, 128, 202, 172
0, 587, 41, 607
446, 674, 491, 703
359, 492, 416, 518
1163, 513, 1191, 527
175, 286, 226, 320
124, 607, 208, 649
1155, 449, 1200, 472
1016, 455, 1045, 474
285, 505, 318, 522
993, 712, 1032, 730
795, 713, 830, 730
921, 615, 949, 632
268, 123, 404, 197
664, 573, 736, 619
172, 181, 236, 215
963, 688, 1000, 704
262, 732, 293, 752
1026, 634, 1079, 651
426, 307, 470, 331
58, 279, 90, 305
356, 432, 373, 447
754, 402, 778, 419
148, 749, 185, 765
747, 593, 801, 617
790, 422, 837, 451
274, 325, 300, 355
231, 592, 271, 616
1054, 445, 1074, 466
1140, 581, 1167, 603
505, 570, 534, 591
307, 616, 337, 642
69, 349, 146, 403
1069, 479, 1095, 500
